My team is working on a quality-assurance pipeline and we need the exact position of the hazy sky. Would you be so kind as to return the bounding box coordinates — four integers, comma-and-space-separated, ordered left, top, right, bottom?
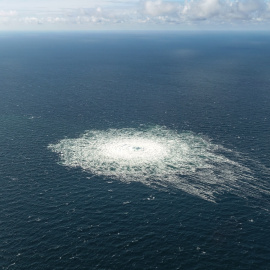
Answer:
1, 0, 270, 31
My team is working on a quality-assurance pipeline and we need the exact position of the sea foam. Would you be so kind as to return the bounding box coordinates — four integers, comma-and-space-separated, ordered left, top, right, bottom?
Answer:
48, 126, 270, 202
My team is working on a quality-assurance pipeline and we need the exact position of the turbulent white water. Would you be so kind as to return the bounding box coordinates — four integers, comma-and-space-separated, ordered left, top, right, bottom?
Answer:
48, 126, 270, 202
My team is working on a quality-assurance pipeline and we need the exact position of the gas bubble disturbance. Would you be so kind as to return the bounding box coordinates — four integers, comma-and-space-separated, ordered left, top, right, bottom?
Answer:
48, 126, 270, 203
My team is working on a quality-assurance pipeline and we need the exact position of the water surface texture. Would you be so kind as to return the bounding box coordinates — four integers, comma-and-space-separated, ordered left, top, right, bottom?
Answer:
0, 32, 270, 269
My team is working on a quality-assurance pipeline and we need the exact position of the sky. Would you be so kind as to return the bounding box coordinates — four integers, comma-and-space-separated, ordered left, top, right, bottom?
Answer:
1, 0, 270, 31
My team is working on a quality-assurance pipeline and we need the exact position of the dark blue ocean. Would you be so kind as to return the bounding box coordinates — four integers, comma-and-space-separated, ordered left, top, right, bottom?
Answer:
0, 32, 270, 269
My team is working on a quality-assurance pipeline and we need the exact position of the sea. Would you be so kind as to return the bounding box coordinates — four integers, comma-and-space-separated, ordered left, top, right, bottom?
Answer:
0, 31, 270, 270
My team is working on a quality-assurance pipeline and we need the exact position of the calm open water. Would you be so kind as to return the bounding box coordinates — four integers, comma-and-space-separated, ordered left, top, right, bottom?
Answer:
0, 32, 270, 269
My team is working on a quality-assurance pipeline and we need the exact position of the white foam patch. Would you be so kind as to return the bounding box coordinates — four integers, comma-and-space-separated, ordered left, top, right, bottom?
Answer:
48, 126, 270, 202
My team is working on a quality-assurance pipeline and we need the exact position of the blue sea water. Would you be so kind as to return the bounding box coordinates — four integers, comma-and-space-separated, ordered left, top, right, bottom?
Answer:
0, 32, 270, 269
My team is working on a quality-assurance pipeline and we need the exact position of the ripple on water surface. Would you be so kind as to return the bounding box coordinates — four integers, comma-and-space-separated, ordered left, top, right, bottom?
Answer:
48, 125, 270, 203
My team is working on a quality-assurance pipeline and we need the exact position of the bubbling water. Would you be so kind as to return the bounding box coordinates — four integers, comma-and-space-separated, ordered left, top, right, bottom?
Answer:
101, 138, 167, 162
48, 126, 270, 202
